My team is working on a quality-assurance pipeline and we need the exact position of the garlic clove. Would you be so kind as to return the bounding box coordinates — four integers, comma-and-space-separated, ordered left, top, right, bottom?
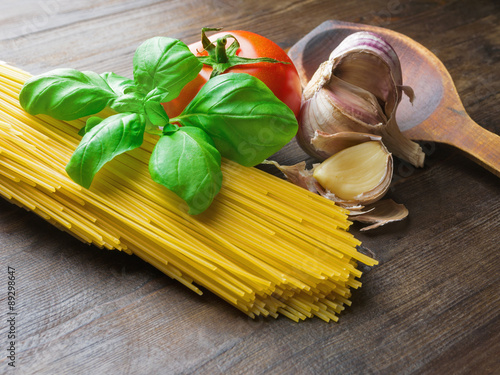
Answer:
313, 140, 392, 203
350, 199, 409, 231
297, 87, 363, 159
266, 157, 408, 231
266, 138, 393, 211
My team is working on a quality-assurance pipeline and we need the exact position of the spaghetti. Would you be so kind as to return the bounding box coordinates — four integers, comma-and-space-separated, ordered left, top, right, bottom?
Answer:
0, 63, 378, 322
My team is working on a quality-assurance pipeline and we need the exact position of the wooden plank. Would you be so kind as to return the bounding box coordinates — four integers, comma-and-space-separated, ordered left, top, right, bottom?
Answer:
0, 0, 498, 373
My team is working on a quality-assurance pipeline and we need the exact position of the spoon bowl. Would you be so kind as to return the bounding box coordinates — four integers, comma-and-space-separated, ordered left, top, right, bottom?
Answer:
288, 20, 500, 177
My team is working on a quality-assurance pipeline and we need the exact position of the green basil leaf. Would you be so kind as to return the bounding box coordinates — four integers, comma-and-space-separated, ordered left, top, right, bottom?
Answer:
144, 99, 169, 129
144, 87, 170, 103
133, 37, 202, 102
149, 127, 222, 215
100, 72, 144, 113
142, 88, 170, 132
174, 73, 298, 167
78, 116, 104, 136
66, 113, 146, 188
100, 72, 135, 96
109, 92, 144, 113
19, 68, 116, 120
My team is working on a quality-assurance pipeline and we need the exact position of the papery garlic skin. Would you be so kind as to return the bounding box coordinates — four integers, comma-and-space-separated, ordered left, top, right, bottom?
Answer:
354, 199, 409, 231
311, 130, 382, 160
297, 31, 425, 168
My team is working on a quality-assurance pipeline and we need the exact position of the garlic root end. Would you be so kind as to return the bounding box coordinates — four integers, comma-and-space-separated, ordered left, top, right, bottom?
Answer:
380, 118, 425, 168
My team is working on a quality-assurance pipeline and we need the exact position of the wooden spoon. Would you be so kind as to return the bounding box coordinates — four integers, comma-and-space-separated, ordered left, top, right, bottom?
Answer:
288, 20, 500, 177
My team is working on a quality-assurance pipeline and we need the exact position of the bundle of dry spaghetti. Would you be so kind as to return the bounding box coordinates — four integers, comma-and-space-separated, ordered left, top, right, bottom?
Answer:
0, 62, 377, 322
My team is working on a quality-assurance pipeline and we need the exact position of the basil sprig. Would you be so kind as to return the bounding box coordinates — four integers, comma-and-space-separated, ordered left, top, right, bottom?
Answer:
19, 35, 298, 214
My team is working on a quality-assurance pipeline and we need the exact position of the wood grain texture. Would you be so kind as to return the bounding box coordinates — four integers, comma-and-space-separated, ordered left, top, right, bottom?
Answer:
0, 0, 499, 374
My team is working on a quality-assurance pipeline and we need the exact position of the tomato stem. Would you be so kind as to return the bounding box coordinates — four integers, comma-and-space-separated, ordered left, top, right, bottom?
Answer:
200, 27, 222, 51
196, 28, 290, 79
215, 37, 229, 64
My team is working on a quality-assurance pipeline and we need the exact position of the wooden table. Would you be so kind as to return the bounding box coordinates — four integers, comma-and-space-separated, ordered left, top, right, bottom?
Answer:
1, 1, 499, 374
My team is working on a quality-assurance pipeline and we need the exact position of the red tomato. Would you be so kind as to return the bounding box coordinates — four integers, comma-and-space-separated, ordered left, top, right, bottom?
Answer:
162, 30, 302, 119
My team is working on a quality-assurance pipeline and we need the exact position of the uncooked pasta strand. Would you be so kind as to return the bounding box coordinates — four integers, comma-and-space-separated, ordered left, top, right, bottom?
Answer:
0, 63, 378, 322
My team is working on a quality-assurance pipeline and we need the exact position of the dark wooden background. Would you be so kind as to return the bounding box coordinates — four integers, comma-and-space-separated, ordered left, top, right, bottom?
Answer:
1, 1, 499, 374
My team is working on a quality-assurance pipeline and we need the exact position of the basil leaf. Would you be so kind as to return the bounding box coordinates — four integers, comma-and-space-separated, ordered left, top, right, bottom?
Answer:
19, 68, 117, 120
149, 127, 222, 215
78, 116, 104, 136
133, 37, 202, 102
144, 99, 169, 129
66, 113, 146, 188
144, 87, 170, 103
174, 73, 298, 167
100, 72, 135, 96
109, 92, 144, 113
100, 72, 144, 113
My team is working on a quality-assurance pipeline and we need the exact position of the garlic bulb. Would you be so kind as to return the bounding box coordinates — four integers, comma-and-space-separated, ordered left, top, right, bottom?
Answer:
297, 31, 425, 168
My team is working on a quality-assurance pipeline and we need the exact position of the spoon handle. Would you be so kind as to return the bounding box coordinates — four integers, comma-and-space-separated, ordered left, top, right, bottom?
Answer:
446, 116, 500, 178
